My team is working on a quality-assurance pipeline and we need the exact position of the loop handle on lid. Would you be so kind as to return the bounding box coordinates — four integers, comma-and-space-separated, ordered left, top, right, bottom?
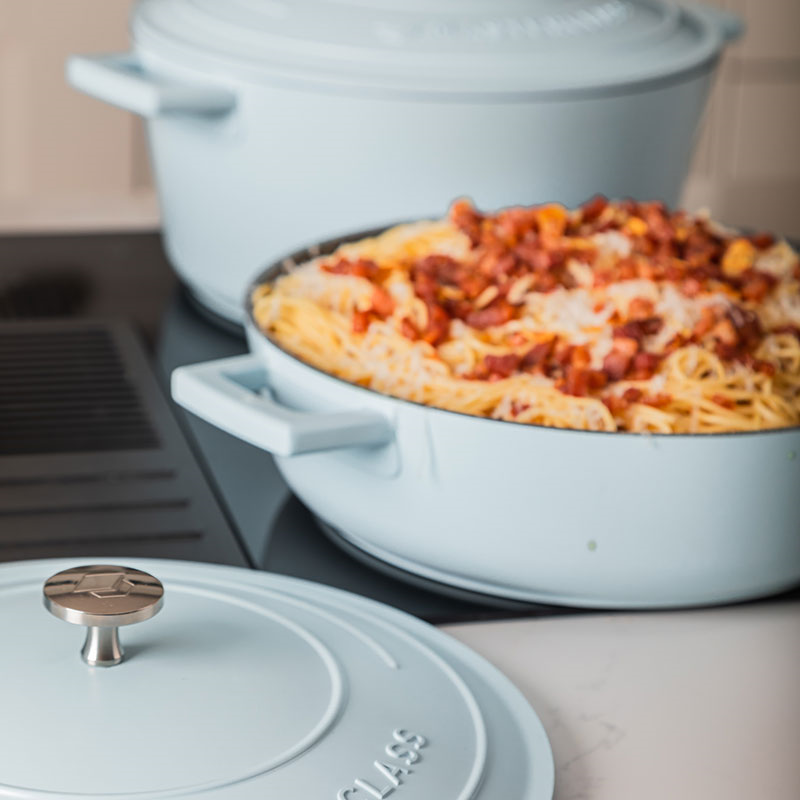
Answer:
43, 565, 164, 667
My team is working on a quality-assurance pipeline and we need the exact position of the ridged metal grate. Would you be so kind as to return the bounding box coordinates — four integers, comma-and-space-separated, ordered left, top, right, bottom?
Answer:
0, 327, 158, 455
0, 320, 248, 567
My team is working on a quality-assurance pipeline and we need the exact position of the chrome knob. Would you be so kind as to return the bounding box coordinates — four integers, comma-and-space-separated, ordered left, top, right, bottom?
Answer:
43, 565, 164, 667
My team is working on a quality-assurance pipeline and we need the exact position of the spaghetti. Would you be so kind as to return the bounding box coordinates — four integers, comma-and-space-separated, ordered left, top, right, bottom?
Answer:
252, 198, 800, 433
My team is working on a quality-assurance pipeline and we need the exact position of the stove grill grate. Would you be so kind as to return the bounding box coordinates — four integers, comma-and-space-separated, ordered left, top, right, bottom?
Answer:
0, 327, 158, 455
0, 320, 248, 567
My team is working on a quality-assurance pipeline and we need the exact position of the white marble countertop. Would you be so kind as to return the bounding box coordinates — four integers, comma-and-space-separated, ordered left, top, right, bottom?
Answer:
442, 600, 800, 800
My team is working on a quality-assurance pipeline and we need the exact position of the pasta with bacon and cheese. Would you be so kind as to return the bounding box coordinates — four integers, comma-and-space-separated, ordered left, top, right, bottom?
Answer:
252, 197, 800, 433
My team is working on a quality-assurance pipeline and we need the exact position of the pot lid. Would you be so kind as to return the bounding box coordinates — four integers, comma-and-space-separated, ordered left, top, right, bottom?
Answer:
0, 558, 553, 799
132, 0, 741, 96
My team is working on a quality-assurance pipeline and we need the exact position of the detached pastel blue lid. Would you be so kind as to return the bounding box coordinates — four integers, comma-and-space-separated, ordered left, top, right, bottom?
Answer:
0, 558, 554, 798
132, 0, 742, 95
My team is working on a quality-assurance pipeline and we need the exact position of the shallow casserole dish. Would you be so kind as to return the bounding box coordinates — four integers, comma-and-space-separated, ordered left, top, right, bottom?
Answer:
172, 228, 800, 609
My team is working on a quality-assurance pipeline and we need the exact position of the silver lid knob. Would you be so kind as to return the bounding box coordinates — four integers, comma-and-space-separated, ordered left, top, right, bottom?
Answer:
43, 565, 164, 667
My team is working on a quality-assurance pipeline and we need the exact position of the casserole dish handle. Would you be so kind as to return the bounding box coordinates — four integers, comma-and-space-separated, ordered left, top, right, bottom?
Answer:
66, 53, 236, 118
171, 355, 394, 456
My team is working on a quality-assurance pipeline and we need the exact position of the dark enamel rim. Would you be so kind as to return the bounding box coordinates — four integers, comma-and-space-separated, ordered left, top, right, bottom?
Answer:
245, 225, 800, 440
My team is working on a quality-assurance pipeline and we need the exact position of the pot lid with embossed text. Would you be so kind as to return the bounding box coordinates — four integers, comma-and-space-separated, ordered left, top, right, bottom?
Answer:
131, 0, 741, 97
0, 558, 553, 798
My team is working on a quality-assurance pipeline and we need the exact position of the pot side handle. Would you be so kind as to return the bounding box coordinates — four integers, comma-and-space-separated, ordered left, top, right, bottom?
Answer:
171, 354, 394, 456
66, 53, 236, 118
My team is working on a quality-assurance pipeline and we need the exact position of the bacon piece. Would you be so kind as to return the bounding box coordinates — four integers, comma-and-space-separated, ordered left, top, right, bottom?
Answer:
663, 333, 691, 354
465, 299, 515, 330
588, 370, 608, 390
570, 345, 592, 370
521, 339, 555, 371
531, 272, 560, 293
352, 310, 371, 333
323, 257, 379, 279
560, 367, 589, 396
693, 306, 717, 338
664, 261, 688, 282
684, 230, 723, 268
450, 199, 483, 246
712, 394, 735, 409
478, 248, 516, 279
711, 318, 738, 347
753, 359, 776, 376
421, 302, 450, 346
552, 342, 575, 368
515, 242, 552, 273
603, 349, 634, 382
749, 232, 774, 249
483, 353, 521, 379
581, 194, 609, 223
560, 367, 587, 396
739, 270, 776, 303
687, 263, 722, 285
681, 276, 703, 297
559, 367, 608, 396
629, 351, 661, 380
642, 393, 672, 408
617, 258, 638, 281
412, 269, 438, 302
415, 254, 461, 284
496, 206, 541, 245
636, 258, 660, 281
443, 298, 473, 320
640, 201, 674, 242
592, 270, 614, 288
728, 305, 763, 350
603, 386, 668, 414
399, 317, 418, 340
613, 317, 663, 342
614, 337, 640, 358
741, 354, 776, 376
370, 286, 395, 317
602, 394, 627, 415
602, 337, 642, 381
711, 306, 764, 362
460, 272, 490, 300
714, 341, 739, 361
627, 297, 655, 320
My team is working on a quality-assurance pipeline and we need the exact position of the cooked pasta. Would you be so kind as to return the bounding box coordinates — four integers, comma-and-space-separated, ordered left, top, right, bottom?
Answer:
252, 197, 800, 433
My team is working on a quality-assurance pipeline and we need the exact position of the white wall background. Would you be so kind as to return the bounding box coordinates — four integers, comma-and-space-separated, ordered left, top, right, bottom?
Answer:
0, 0, 797, 236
